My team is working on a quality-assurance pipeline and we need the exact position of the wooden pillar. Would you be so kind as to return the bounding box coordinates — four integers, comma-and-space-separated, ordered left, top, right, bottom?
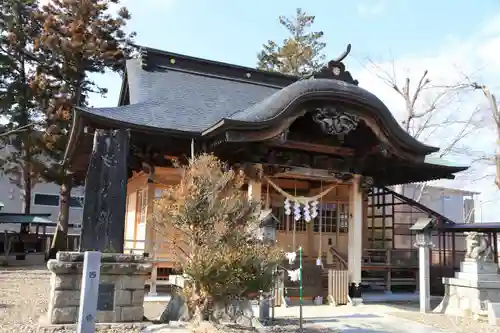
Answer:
348, 175, 363, 303
386, 250, 392, 293
494, 232, 498, 264
307, 221, 315, 259
80, 129, 130, 253
144, 169, 156, 257
247, 164, 263, 203
145, 170, 158, 296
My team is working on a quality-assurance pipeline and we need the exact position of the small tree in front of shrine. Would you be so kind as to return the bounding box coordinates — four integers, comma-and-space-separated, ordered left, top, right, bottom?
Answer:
153, 155, 282, 324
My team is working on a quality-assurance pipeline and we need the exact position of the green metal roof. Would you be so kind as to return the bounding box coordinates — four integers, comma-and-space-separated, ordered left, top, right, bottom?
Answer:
0, 213, 53, 224
424, 155, 468, 169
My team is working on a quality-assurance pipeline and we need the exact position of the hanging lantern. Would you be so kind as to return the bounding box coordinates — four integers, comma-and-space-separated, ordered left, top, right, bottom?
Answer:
293, 201, 301, 221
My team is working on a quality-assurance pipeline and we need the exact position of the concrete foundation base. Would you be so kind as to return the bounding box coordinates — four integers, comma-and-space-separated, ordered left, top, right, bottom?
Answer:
434, 259, 500, 317
44, 252, 152, 324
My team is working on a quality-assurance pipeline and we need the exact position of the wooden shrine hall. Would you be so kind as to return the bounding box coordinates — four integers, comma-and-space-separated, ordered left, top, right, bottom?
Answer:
64, 44, 469, 299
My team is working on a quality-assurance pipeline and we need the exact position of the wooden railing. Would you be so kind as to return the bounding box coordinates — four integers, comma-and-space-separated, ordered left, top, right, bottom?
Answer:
329, 247, 348, 270
362, 248, 418, 268
124, 239, 145, 255
124, 239, 178, 295
327, 269, 349, 305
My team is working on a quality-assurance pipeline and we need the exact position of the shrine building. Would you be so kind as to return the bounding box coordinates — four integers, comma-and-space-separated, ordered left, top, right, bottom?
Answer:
64, 44, 469, 299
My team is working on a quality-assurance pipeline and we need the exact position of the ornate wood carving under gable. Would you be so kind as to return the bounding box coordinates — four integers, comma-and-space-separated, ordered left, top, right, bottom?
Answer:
312, 106, 359, 138
360, 176, 374, 192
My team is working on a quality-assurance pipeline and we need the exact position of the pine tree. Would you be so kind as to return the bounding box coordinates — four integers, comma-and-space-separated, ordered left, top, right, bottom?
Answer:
0, 0, 43, 213
33, 0, 135, 253
153, 155, 282, 323
257, 8, 326, 76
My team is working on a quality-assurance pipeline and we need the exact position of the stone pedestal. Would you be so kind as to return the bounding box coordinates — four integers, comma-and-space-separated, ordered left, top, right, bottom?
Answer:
44, 252, 152, 324
434, 259, 500, 317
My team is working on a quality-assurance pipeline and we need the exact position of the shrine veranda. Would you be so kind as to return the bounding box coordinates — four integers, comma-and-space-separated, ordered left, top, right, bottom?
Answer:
64, 44, 472, 298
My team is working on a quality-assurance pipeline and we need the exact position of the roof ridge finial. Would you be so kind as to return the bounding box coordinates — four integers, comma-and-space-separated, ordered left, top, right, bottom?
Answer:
312, 44, 359, 86
333, 44, 351, 63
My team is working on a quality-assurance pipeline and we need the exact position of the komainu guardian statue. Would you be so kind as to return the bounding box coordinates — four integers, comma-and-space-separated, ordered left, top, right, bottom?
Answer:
465, 232, 493, 262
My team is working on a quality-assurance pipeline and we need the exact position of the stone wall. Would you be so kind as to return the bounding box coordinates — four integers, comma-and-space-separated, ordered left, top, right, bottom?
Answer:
46, 252, 152, 324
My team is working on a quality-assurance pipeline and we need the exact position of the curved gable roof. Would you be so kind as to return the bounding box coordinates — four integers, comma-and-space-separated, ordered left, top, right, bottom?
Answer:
205, 78, 439, 155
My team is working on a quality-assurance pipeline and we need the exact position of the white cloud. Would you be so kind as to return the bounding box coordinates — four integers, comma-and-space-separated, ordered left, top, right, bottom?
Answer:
480, 13, 500, 36
357, 1, 387, 16
353, 14, 500, 222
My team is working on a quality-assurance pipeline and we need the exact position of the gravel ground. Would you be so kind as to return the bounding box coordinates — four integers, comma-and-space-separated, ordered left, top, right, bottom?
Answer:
0, 266, 166, 333
0, 266, 51, 333
381, 303, 500, 333
1, 267, 497, 333
149, 320, 339, 333
264, 318, 339, 332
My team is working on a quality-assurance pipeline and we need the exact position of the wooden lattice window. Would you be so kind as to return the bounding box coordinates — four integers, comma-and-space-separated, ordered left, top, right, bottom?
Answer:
271, 206, 287, 231
313, 203, 349, 233
136, 189, 148, 225
338, 203, 349, 233
291, 217, 307, 232
322, 203, 337, 233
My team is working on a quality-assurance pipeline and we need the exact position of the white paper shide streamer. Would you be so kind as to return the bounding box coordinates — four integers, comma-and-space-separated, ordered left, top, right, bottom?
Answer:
284, 198, 320, 223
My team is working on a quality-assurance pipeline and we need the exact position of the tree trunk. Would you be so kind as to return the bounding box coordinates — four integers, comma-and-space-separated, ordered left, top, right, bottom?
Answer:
2, 231, 14, 266
481, 86, 500, 190
23, 165, 31, 214
192, 304, 205, 326
189, 283, 209, 325
191, 297, 209, 325
49, 179, 71, 258
496, 132, 500, 190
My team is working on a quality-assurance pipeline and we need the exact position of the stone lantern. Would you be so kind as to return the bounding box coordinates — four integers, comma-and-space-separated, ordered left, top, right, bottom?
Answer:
258, 209, 278, 244
410, 217, 435, 313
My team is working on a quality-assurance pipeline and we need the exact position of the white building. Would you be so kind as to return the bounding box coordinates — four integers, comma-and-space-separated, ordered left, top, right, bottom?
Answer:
401, 184, 477, 223
0, 143, 84, 235
0, 176, 84, 231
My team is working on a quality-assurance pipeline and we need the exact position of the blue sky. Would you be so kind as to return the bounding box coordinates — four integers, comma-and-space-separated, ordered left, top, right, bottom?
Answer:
95, 0, 500, 106
125, 0, 497, 65
93, 0, 500, 222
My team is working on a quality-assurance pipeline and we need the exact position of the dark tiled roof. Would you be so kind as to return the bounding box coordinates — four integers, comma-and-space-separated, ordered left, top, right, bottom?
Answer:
79, 59, 279, 132
77, 51, 442, 157
229, 78, 392, 122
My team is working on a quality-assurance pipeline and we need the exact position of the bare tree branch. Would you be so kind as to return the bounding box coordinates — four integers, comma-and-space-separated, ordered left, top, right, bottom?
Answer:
365, 58, 486, 198
0, 123, 36, 137
471, 83, 500, 189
